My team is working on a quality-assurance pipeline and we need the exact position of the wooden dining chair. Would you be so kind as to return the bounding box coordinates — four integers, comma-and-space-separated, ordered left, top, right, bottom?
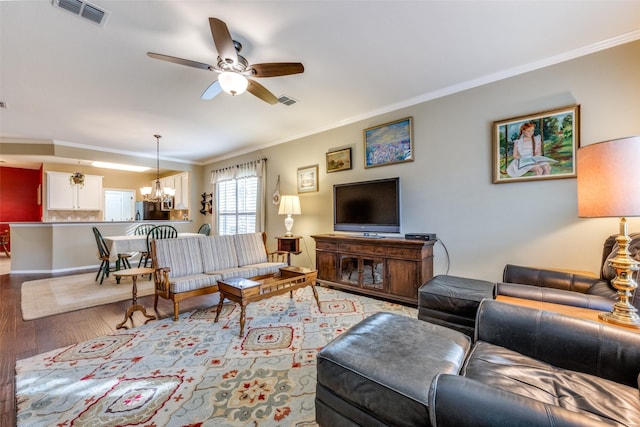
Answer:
134, 224, 156, 235
197, 223, 211, 236
139, 225, 178, 269
134, 224, 156, 267
92, 226, 132, 284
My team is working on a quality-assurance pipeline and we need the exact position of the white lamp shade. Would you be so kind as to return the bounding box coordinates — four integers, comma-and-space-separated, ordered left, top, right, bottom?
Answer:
218, 72, 249, 96
577, 136, 640, 218
278, 195, 301, 215
140, 187, 152, 196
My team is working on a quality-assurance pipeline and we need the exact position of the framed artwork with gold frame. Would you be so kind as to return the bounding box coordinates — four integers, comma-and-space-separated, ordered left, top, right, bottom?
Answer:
492, 105, 579, 183
326, 147, 352, 173
364, 117, 413, 168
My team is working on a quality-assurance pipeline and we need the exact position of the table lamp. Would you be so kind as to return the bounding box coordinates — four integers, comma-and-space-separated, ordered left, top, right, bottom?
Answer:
577, 135, 640, 329
278, 195, 301, 236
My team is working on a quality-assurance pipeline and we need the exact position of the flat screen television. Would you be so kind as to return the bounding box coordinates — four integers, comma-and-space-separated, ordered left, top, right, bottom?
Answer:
333, 177, 400, 234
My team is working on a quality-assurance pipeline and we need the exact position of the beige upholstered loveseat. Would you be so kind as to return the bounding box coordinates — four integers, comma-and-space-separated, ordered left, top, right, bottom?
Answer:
151, 232, 287, 320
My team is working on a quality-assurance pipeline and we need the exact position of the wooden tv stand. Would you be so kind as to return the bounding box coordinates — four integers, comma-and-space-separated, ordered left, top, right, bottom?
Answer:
311, 233, 435, 305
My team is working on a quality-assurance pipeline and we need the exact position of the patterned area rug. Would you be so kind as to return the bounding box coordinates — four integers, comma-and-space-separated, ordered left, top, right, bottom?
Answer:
16, 286, 416, 426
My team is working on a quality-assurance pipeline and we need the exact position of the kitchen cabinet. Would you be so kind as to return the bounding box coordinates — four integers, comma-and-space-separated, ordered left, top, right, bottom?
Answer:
175, 172, 189, 209
155, 172, 189, 209
168, 172, 189, 209
47, 171, 103, 210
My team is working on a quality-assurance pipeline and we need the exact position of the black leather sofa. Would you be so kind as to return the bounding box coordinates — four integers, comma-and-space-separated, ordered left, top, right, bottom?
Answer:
418, 233, 640, 337
316, 299, 640, 426
428, 299, 640, 426
500, 233, 640, 311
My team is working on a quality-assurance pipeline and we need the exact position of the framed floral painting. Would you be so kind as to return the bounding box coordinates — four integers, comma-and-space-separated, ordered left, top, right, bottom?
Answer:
364, 117, 413, 168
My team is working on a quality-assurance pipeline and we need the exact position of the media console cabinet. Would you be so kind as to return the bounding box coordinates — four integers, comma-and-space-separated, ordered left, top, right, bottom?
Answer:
311, 233, 435, 305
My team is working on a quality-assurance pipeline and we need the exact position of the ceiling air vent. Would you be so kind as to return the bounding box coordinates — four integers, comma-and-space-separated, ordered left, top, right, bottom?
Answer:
278, 95, 299, 106
52, 0, 110, 27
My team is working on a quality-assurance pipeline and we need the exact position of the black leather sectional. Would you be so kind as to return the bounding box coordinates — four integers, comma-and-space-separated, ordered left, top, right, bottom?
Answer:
316, 299, 640, 426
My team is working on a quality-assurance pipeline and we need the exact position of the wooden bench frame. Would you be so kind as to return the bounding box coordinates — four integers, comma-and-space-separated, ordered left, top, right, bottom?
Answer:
151, 232, 287, 320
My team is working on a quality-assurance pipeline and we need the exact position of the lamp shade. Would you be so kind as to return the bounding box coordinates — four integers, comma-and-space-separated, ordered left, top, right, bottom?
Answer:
577, 136, 640, 218
218, 72, 248, 96
278, 195, 301, 215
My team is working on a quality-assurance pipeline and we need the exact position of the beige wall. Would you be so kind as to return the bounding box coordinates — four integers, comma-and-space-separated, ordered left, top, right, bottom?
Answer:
10, 221, 197, 273
203, 40, 640, 282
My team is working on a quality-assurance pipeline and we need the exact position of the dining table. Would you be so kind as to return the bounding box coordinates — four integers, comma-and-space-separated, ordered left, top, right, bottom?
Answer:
104, 232, 203, 262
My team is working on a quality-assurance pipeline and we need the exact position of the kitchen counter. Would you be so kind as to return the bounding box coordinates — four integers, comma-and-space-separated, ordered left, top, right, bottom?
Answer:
8, 220, 195, 274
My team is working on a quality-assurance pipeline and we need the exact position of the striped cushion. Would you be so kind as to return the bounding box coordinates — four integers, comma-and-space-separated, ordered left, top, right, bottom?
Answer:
169, 273, 220, 293
200, 235, 238, 272
153, 237, 204, 278
234, 233, 268, 266
243, 262, 287, 277
208, 267, 259, 280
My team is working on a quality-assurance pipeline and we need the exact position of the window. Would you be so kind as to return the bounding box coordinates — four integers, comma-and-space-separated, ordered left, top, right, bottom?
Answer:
217, 177, 258, 235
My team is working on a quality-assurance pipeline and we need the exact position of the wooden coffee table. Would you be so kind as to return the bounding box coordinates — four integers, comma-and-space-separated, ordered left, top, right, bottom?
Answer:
215, 266, 319, 336
114, 267, 156, 329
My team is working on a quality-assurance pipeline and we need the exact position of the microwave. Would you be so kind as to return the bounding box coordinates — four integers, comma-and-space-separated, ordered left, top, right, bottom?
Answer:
161, 197, 174, 211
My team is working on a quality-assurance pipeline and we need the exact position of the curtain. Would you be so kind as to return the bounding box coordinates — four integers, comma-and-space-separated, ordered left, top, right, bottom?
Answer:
210, 159, 266, 233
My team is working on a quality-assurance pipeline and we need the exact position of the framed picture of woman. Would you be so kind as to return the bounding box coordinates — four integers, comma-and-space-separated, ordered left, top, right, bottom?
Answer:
492, 105, 580, 183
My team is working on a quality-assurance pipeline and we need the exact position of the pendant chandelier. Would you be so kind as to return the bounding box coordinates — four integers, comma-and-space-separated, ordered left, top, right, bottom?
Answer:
140, 134, 174, 202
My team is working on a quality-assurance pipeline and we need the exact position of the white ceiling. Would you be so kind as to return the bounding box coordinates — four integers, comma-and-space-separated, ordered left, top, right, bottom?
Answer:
2, 0, 640, 168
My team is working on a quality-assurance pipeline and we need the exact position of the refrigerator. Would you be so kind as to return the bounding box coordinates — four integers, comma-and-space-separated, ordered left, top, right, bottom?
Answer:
135, 201, 170, 221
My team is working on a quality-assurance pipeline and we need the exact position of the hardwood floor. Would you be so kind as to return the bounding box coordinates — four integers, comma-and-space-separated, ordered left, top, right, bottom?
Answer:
0, 266, 221, 427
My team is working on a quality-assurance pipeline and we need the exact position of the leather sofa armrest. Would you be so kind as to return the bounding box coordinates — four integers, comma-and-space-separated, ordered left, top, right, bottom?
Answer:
497, 282, 614, 311
428, 374, 611, 427
475, 299, 640, 387
503, 264, 603, 294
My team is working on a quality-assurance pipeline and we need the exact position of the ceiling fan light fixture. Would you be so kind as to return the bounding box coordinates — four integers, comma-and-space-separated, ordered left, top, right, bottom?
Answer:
218, 71, 248, 96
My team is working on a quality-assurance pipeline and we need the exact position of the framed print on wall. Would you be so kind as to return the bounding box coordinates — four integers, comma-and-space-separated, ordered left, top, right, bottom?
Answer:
492, 105, 580, 183
297, 164, 318, 193
326, 147, 352, 173
364, 117, 413, 168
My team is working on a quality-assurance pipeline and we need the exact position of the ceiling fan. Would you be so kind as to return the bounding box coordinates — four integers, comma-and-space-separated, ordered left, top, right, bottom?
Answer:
147, 17, 304, 105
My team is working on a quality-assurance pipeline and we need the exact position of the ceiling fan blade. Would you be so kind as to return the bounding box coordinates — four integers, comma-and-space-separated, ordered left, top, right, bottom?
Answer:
201, 80, 222, 100
147, 52, 213, 71
209, 18, 238, 65
250, 63, 304, 77
247, 80, 279, 105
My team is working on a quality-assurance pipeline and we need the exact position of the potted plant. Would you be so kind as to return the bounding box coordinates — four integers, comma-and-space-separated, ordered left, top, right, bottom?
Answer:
70, 172, 85, 187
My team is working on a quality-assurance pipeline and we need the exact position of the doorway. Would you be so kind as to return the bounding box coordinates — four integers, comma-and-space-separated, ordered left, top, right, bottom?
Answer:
104, 189, 136, 221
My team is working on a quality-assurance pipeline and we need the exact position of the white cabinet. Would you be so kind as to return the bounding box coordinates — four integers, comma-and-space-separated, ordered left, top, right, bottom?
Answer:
154, 172, 189, 210
77, 175, 103, 209
174, 172, 190, 209
47, 171, 103, 210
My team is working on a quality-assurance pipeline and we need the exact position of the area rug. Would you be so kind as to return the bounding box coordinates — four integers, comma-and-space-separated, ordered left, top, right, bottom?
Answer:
21, 272, 155, 320
16, 286, 417, 426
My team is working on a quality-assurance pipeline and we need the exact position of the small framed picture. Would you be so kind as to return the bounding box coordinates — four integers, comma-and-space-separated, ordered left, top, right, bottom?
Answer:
326, 147, 352, 173
492, 105, 580, 183
364, 117, 413, 168
297, 165, 318, 193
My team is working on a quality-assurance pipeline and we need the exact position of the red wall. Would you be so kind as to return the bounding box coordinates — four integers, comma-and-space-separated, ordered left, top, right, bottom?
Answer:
0, 166, 43, 249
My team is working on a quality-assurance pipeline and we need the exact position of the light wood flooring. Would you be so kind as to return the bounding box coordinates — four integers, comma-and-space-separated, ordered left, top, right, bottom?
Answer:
0, 266, 221, 427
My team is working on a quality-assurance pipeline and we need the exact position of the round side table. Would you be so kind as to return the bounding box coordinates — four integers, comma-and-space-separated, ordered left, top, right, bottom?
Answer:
114, 267, 156, 329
